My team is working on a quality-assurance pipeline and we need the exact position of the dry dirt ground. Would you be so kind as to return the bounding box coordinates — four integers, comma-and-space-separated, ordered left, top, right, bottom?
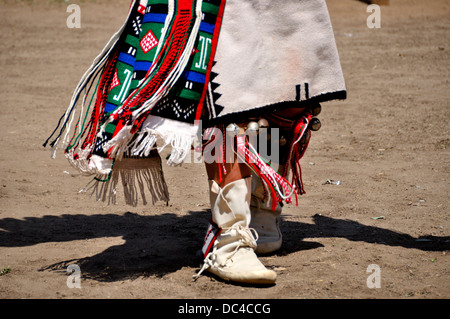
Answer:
0, 0, 449, 300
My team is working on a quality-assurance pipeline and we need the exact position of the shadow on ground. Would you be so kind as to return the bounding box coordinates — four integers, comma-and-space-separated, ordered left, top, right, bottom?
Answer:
0, 211, 448, 281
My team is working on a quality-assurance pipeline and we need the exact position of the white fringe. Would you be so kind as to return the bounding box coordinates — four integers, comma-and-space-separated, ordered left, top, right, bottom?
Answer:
80, 155, 169, 206
135, 115, 200, 166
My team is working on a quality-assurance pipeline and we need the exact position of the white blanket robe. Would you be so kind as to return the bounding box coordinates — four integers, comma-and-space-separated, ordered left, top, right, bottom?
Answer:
211, 0, 346, 120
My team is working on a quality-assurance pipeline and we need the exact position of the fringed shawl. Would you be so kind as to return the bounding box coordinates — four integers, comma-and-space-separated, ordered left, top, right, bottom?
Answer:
45, 0, 224, 173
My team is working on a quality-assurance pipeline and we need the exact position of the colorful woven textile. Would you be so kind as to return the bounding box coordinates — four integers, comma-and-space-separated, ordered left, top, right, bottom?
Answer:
45, 0, 225, 175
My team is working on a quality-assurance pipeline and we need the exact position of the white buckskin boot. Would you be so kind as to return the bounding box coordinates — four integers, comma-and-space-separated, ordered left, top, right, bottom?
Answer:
250, 174, 283, 255
194, 177, 277, 284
